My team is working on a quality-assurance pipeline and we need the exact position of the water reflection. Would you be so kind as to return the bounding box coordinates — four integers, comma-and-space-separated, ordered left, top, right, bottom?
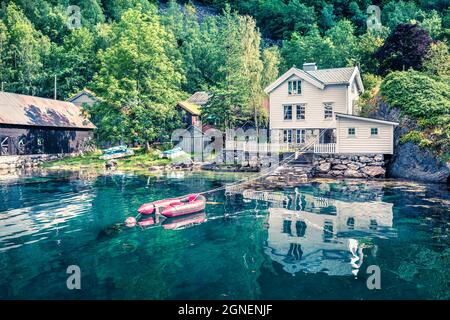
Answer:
242, 186, 396, 276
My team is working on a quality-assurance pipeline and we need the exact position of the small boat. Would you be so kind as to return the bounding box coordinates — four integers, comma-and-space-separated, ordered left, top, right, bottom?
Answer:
162, 212, 207, 230
138, 194, 206, 218
99, 145, 134, 160
159, 146, 186, 159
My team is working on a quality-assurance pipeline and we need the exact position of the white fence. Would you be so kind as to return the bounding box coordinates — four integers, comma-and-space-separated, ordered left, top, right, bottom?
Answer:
313, 143, 336, 154
225, 140, 290, 153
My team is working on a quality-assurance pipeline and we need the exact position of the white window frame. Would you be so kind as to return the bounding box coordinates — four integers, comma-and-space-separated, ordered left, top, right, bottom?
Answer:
370, 127, 379, 136
348, 127, 356, 137
283, 129, 292, 143
288, 80, 302, 95
324, 103, 333, 120
296, 129, 306, 144
283, 105, 292, 120
296, 104, 306, 120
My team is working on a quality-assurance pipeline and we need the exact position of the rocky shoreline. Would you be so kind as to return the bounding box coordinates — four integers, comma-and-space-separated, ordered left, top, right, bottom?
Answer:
0, 154, 67, 171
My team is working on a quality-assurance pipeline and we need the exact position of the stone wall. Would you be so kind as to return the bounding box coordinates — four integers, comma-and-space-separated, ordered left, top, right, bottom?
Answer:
313, 154, 386, 178
0, 154, 67, 172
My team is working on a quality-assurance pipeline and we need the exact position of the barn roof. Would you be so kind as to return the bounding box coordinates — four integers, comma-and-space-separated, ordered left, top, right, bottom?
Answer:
178, 101, 201, 116
67, 88, 97, 102
0, 92, 96, 129
177, 91, 212, 116
187, 91, 211, 105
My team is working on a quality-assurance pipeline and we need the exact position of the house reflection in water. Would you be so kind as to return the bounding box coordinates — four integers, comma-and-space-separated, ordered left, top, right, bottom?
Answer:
262, 188, 396, 276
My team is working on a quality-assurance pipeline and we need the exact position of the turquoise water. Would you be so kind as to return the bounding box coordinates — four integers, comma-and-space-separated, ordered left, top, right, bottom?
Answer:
0, 170, 449, 300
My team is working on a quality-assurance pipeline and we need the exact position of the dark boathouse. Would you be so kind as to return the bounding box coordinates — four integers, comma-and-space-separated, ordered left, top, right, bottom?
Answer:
0, 92, 96, 155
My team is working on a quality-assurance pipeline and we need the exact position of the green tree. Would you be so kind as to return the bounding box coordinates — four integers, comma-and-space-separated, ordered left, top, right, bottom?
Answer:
423, 41, 450, 77
90, 7, 184, 148
420, 10, 443, 39
348, 1, 367, 34
382, 1, 425, 30
319, 3, 335, 32
102, 0, 153, 21
261, 46, 281, 88
0, 3, 50, 95
203, 8, 264, 129
46, 27, 98, 99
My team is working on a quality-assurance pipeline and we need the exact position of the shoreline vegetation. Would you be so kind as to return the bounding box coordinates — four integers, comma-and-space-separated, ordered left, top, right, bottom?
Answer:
41, 149, 171, 171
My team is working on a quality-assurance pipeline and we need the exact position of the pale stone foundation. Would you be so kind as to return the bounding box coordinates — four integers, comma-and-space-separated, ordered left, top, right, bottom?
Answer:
313, 154, 386, 178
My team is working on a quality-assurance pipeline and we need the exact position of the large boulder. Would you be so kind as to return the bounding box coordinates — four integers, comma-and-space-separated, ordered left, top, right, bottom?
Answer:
344, 169, 364, 178
318, 162, 331, 173
362, 166, 386, 178
347, 163, 360, 171
332, 164, 348, 171
387, 141, 450, 183
359, 156, 372, 163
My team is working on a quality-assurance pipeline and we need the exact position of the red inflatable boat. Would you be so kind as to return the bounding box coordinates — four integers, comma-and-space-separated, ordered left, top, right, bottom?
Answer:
138, 194, 206, 218
162, 212, 207, 230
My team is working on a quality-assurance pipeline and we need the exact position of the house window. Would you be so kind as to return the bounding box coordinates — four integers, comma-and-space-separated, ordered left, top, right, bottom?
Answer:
348, 128, 356, 136
283, 129, 292, 143
1, 137, 9, 155
324, 103, 333, 119
282, 220, 292, 235
296, 129, 306, 144
18, 138, 26, 153
288, 80, 301, 95
296, 104, 306, 120
283, 105, 292, 120
371, 128, 378, 136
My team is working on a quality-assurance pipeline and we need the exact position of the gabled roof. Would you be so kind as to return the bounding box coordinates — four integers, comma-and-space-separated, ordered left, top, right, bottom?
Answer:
264, 66, 364, 94
178, 101, 201, 116
0, 92, 96, 129
307, 67, 355, 84
177, 91, 212, 116
335, 113, 399, 126
264, 67, 325, 93
187, 91, 211, 106
67, 88, 97, 102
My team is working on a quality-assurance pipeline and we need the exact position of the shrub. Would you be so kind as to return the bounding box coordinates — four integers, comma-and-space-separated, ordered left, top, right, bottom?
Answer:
380, 70, 450, 118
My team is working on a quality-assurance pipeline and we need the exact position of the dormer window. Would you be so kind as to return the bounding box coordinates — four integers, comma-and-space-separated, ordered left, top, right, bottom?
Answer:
288, 80, 301, 95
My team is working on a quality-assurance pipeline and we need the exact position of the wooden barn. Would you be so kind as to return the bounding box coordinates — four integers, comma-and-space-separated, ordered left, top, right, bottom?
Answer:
177, 91, 211, 127
0, 92, 96, 155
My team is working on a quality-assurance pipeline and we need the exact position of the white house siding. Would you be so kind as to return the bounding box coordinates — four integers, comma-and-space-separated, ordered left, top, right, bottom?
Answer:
337, 117, 394, 154
347, 80, 360, 115
269, 75, 348, 131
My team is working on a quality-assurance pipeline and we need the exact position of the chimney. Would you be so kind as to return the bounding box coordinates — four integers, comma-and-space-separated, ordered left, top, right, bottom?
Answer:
303, 62, 317, 71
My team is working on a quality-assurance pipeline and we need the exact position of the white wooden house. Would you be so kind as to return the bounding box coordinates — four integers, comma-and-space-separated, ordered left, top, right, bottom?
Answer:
264, 63, 398, 154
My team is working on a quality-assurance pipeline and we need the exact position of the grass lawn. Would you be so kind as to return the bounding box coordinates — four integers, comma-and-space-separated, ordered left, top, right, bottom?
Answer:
42, 148, 171, 171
